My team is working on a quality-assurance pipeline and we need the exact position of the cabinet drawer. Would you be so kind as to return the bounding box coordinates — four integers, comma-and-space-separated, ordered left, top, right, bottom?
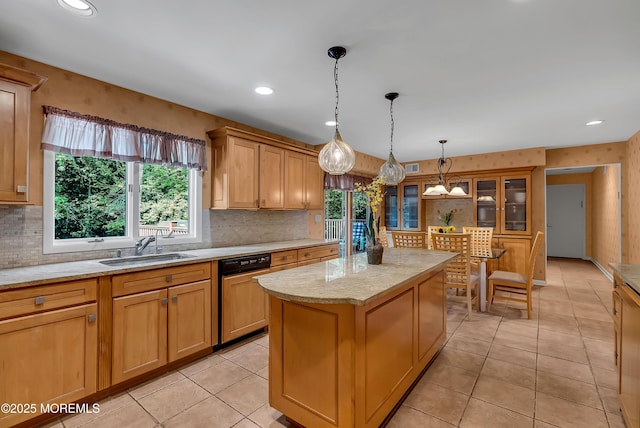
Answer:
297, 244, 339, 262
112, 262, 211, 297
270, 263, 298, 272
0, 278, 97, 320
271, 250, 298, 267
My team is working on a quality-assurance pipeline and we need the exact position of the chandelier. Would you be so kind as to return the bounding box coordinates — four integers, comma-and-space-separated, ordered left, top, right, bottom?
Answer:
422, 140, 467, 196
378, 92, 406, 185
318, 46, 356, 175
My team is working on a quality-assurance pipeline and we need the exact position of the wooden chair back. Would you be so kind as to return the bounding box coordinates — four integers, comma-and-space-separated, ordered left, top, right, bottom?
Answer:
426, 225, 440, 250
462, 226, 493, 257
432, 233, 472, 286
391, 231, 427, 248
526, 231, 544, 288
378, 227, 389, 248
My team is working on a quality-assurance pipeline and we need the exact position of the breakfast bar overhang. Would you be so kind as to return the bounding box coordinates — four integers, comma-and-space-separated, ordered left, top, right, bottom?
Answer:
255, 249, 457, 428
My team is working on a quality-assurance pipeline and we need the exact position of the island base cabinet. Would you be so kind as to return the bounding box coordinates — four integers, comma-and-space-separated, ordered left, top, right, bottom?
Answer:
619, 284, 640, 428
268, 269, 445, 428
0, 304, 97, 428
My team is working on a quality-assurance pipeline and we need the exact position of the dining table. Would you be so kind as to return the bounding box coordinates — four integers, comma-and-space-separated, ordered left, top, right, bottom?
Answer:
471, 247, 507, 311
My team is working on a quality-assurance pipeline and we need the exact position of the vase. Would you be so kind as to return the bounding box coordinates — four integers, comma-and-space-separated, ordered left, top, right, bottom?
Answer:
366, 241, 384, 265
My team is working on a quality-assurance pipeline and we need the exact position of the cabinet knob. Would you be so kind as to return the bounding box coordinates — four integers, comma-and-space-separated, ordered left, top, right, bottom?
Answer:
172, 295, 178, 303
261, 199, 266, 205
87, 314, 97, 323
161, 298, 168, 305
255, 199, 259, 207
165, 274, 172, 282
34, 296, 46, 305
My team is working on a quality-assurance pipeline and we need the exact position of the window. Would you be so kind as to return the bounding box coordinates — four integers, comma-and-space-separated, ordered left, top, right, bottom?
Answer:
43, 151, 202, 254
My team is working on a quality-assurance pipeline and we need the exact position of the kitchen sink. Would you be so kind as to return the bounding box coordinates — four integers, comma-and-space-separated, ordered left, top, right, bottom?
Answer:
99, 253, 195, 267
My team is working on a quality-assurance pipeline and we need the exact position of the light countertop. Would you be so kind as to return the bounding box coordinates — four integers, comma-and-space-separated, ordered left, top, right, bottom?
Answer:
0, 239, 336, 290
610, 263, 640, 296
255, 248, 457, 306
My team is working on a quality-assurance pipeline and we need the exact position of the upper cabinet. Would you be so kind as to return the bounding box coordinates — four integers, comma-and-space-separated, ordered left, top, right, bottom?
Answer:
384, 181, 423, 231
208, 127, 322, 210
0, 63, 47, 204
474, 171, 531, 235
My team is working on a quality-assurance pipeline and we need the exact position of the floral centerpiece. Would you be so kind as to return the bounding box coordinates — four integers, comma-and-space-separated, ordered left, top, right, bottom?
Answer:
437, 209, 456, 233
354, 176, 386, 264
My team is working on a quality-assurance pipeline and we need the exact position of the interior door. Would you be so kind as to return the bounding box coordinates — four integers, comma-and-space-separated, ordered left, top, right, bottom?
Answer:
546, 184, 585, 258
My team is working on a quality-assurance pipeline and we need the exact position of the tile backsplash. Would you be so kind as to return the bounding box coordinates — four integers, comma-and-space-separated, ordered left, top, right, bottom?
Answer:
0, 206, 308, 269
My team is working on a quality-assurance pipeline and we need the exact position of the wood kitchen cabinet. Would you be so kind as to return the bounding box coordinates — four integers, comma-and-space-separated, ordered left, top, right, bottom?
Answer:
0, 279, 97, 428
284, 151, 324, 210
0, 63, 47, 204
208, 126, 322, 211
111, 263, 212, 384
384, 181, 423, 231
616, 279, 640, 428
474, 171, 531, 235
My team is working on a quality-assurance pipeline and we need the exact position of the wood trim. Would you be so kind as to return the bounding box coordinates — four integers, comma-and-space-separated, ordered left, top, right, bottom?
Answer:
0, 62, 48, 91
98, 276, 112, 391
208, 126, 319, 156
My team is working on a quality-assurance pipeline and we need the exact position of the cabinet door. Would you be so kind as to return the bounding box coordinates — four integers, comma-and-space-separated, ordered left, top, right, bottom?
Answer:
474, 177, 499, 231
384, 185, 399, 229
221, 268, 270, 343
498, 237, 530, 275
228, 137, 260, 208
260, 144, 285, 208
401, 183, 421, 230
0, 304, 97, 427
112, 289, 167, 384
501, 175, 530, 234
0, 79, 29, 203
284, 151, 306, 209
168, 280, 212, 362
305, 155, 325, 210
619, 290, 640, 428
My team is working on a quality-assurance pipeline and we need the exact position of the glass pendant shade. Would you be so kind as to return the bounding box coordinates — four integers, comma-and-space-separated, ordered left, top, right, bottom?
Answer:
318, 130, 356, 175
423, 186, 439, 196
448, 185, 467, 196
433, 184, 449, 195
379, 152, 405, 185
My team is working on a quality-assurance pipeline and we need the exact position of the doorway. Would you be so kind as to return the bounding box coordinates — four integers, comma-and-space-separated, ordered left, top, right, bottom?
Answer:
546, 184, 585, 258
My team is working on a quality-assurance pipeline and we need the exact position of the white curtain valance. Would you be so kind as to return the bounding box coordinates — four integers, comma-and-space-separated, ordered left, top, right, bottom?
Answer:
41, 106, 207, 171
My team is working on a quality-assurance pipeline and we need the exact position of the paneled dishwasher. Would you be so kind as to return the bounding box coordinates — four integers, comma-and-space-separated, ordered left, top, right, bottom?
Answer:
217, 253, 271, 347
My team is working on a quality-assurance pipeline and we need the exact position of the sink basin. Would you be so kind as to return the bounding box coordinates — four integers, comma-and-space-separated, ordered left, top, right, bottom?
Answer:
99, 253, 195, 267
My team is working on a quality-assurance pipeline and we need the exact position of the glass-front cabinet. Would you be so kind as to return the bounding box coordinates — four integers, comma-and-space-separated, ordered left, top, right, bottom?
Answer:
384, 181, 422, 231
473, 173, 530, 235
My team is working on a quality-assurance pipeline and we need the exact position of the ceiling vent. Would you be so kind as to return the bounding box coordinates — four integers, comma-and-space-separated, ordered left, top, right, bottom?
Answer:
404, 163, 419, 174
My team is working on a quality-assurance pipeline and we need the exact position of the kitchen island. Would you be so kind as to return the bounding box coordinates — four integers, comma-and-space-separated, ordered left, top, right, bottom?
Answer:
256, 248, 457, 428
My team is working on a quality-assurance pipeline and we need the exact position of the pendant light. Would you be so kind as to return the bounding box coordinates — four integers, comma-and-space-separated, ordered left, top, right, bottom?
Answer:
318, 46, 356, 175
423, 140, 467, 196
378, 92, 406, 185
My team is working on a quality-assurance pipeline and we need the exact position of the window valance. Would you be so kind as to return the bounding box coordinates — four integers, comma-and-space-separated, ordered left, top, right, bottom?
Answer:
324, 173, 372, 191
41, 106, 207, 171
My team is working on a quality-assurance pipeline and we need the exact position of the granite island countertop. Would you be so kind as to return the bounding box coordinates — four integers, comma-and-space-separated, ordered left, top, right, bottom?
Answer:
610, 263, 640, 296
255, 248, 457, 306
0, 239, 337, 290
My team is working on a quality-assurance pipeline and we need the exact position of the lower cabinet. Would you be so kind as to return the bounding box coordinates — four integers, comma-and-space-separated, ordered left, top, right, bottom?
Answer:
112, 278, 211, 384
221, 268, 270, 343
0, 304, 98, 428
618, 282, 640, 428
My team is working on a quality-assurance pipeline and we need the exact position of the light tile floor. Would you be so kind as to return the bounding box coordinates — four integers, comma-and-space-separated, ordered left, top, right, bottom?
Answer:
42, 257, 623, 428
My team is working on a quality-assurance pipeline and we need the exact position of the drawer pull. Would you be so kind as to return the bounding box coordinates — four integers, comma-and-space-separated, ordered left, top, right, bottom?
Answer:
34, 296, 46, 305
304, 252, 311, 257
161, 298, 168, 305
165, 274, 173, 283
172, 296, 178, 303
87, 314, 97, 323
330, 248, 337, 253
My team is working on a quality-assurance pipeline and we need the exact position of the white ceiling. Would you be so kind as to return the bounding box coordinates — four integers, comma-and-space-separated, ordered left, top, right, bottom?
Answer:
1, 0, 639, 162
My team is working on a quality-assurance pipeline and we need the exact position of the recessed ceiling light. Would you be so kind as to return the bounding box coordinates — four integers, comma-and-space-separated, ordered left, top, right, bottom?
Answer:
325, 121, 337, 126
57, 0, 97, 16
586, 120, 604, 126
255, 86, 274, 95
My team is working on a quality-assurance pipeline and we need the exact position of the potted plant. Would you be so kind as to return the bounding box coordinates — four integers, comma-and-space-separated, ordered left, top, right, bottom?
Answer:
355, 176, 386, 264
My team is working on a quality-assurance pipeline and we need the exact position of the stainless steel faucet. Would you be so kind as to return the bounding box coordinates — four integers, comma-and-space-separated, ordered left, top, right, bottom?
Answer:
135, 236, 155, 256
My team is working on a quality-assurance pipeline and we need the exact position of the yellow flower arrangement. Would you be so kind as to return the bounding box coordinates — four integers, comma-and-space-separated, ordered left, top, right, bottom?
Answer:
354, 176, 386, 245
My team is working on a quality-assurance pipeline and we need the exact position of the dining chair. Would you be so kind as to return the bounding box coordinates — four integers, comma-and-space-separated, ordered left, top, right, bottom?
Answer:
432, 232, 480, 320
487, 231, 544, 319
462, 226, 493, 258
378, 226, 389, 248
426, 225, 440, 250
391, 231, 427, 248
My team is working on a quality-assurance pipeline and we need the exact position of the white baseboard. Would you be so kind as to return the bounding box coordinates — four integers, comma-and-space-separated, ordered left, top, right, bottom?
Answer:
588, 258, 613, 281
